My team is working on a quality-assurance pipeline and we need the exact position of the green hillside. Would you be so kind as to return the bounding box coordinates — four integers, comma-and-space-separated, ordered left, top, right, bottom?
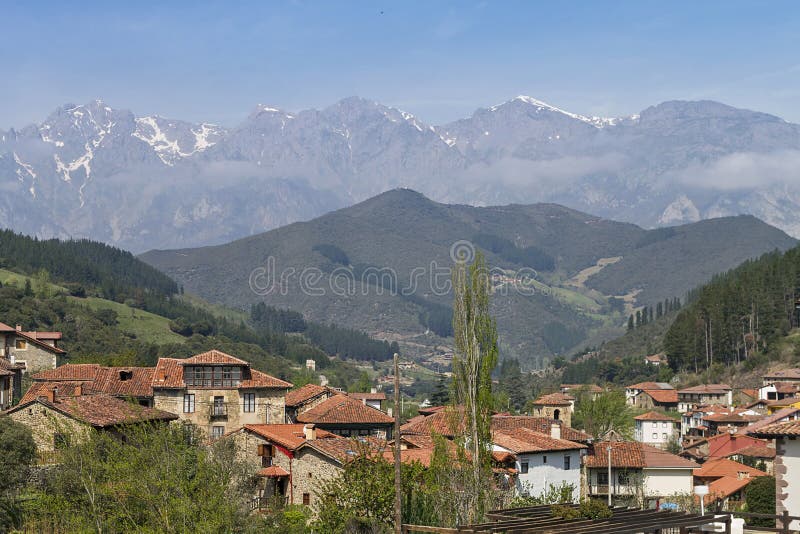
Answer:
141, 189, 797, 369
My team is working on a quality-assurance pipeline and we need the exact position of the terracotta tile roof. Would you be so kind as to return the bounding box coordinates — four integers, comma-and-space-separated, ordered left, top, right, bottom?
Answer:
773, 382, 800, 394
703, 412, 763, 424
640, 389, 679, 404
285, 383, 335, 407
634, 411, 679, 421
349, 391, 387, 401
242, 424, 337, 450
693, 458, 767, 480
33, 364, 101, 381
627, 382, 674, 391
401, 407, 465, 436
92, 367, 155, 398
560, 384, 603, 393
742, 407, 800, 434
492, 450, 516, 463
400, 434, 436, 449
703, 476, 753, 504
418, 405, 447, 416
531, 392, 574, 406
240, 369, 292, 389
492, 427, 586, 454
490, 416, 592, 442
256, 465, 290, 477
152, 358, 183, 388
297, 395, 394, 425
0, 322, 66, 354
763, 368, 800, 380
767, 397, 800, 408
741, 389, 759, 400
687, 433, 769, 460
382, 447, 438, 467
302, 436, 388, 464
19, 381, 92, 404
179, 349, 249, 366
6, 394, 177, 427
748, 420, 800, 437
0, 358, 23, 374
724, 444, 776, 459
22, 331, 62, 341
678, 384, 732, 394
584, 441, 698, 469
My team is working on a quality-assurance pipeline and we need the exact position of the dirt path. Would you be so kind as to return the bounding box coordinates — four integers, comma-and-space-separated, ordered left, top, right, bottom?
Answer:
566, 256, 622, 288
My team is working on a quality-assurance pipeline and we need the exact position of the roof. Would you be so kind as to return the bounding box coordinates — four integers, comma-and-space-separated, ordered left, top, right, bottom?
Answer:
285, 383, 335, 407
256, 465, 290, 477
297, 395, 394, 425
152, 353, 291, 390
491, 416, 592, 442
693, 458, 767, 480
634, 411, 679, 422
179, 349, 250, 366
92, 367, 155, 398
302, 436, 388, 464
492, 427, 586, 454
33, 364, 101, 381
724, 444, 775, 459
704, 476, 753, 504
767, 397, 800, 408
640, 388, 679, 404
560, 384, 603, 393
350, 391, 387, 401
399, 433, 436, 449
0, 322, 65, 354
531, 392, 574, 406
685, 433, 769, 460
22, 331, 62, 341
772, 382, 800, 394
6, 394, 177, 427
678, 384, 732, 394
743, 407, 800, 434
741, 388, 759, 400
645, 354, 667, 362
242, 424, 336, 450
748, 420, 800, 437
627, 382, 674, 391
763, 368, 800, 380
584, 441, 698, 469
0, 358, 24, 375
703, 412, 763, 424
20, 381, 92, 404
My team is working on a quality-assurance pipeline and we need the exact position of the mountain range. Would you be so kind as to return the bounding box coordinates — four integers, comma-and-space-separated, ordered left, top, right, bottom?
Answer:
140, 189, 797, 369
3, 96, 800, 252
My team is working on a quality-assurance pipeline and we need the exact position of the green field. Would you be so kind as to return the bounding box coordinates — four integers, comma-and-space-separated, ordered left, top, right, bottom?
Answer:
69, 297, 185, 345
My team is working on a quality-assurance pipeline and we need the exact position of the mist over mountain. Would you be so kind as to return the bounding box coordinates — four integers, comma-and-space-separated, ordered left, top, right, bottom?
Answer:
3, 96, 800, 252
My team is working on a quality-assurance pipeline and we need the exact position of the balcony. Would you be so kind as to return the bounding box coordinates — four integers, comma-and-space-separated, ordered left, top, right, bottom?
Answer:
209, 403, 228, 420
588, 484, 636, 496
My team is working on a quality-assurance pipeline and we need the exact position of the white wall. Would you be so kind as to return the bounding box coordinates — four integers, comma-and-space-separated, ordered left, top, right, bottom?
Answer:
635, 420, 676, 447
643, 468, 694, 497
779, 439, 800, 529
501, 448, 582, 503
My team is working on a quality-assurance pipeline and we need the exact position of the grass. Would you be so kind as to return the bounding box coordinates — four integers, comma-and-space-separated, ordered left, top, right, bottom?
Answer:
69, 296, 185, 345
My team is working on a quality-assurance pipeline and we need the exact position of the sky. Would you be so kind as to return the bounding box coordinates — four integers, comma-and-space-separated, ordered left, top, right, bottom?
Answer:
2, 0, 800, 128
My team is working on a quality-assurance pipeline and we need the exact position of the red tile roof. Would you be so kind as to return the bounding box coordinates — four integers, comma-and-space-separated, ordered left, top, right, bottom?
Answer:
748, 420, 800, 437
743, 407, 800, 434
19, 381, 92, 404
627, 382, 674, 391
763, 368, 800, 380
685, 432, 768, 460
297, 395, 394, 425
693, 458, 767, 480
634, 411, 679, 421
492, 427, 586, 454
0, 322, 66, 354
240, 369, 292, 389
678, 384, 732, 394
179, 349, 250, 366
33, 364, 101, 381
350, 391, 387, 401
490, 416, 592, 442
285, 383, 335, 407
302, 436, 388, 464
584, 441, 698, 469
703, 476, 753, 505
7, 394, 177, 427
531, 392, 574, 406
641, 389, 679, 404
242, 424, 337, 450
92, 367, 155, 398
152, 353, 291, 390
22, 331, 62, 341
256, 465, 290, 477
400, 407, 466, 436
724, 444, 776, 460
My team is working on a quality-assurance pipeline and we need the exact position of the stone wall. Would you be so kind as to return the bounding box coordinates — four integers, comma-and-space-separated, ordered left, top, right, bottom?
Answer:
532, 405, 572, 427
7, 341, 58, 375
7, 402, 88, 453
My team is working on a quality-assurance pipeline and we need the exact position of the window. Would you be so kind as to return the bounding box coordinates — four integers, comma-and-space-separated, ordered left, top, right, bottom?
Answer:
662, 433, 668, 440
340, 429, 352, 437
211, 426, 225, 439
520, 462, 529, 474
618, 471, 630, 485
183, 394, 195, 413
597, 472, 608, 485
542, 455, 547, 464
662, 422, 668, 428
302, 493, 310, 506
652, 433, 658, 440
14, 339, 27, 350
359, 429, 369, 436
213, 396, 226, 416
184, 366, 243, 387
563, 455, 571, 470
54, 433, 69, 450
243, 392, 256, 413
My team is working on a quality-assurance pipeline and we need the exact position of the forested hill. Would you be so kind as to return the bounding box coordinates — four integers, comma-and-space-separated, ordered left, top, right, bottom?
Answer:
664, 245, 800, 373
0, 229, 178, 297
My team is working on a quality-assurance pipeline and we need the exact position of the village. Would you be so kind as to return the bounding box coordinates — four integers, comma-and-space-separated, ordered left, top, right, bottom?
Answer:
2, 320, 799, 531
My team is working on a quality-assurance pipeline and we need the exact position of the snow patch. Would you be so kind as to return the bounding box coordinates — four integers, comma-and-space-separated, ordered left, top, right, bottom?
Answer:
491, 95, 620, 128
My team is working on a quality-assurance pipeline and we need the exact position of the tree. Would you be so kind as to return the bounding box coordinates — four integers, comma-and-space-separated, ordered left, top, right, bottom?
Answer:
450, 250, 498, 524
571, 390, 633, 439
745, 476, 775, 526
627, 315, 634, 331
431, 374, 450, 406
0, 417, 37, 496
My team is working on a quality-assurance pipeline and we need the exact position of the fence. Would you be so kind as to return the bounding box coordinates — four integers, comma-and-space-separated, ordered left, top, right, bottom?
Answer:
719, 510, 800, 534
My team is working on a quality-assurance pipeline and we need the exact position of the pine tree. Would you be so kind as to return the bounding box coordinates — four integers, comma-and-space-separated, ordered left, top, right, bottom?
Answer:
627, 315, 634, 331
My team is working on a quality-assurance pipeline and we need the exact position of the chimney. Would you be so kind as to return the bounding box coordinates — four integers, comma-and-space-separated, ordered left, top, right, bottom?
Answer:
15, 325, 21, 331
303, 424, 316, 441
45, 387, 56, 403
551, 423, 561, 440
157, 368, 167, 382
75, 384, 82, 396
370, 387, 377, 394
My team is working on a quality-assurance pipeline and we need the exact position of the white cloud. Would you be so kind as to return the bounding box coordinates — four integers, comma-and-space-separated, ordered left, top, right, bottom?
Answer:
669, 150, 800, 191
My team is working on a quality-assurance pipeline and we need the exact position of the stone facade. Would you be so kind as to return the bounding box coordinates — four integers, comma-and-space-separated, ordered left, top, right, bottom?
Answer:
0, 330, 62, 375
6, 401, 88, 453
774, 438, 800, 529
531, 404, 572, 427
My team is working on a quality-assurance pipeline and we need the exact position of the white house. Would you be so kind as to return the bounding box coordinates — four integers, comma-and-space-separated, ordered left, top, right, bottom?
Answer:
750, 421, 800, 529
584, 440, 698, 508
492, 424, 586, 502
634, 411, 679, 449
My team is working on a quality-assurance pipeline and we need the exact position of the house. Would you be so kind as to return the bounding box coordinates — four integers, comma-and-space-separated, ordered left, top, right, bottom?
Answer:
701, 411, 764, 435
758, 381, 799, 401
559, 384, 603, 400
26, 363, 155, 406
748, 420, 800, 529
0, 322, 64, 375
295, 393, 394, 438
762, 368, 800, 387
492, 424, 586, 502
529, 392, 574, 426
644, 354, 667, 366
680, 431, 771, 464
284, 383, 338, 423
633, 411, 679, 449
348, 388, 386, 411
625, 382, 678, 411
766, 397, 800, 414
677, 384, 733, 412
0, 357, 24, 410
4, 389, 177, 456
583, 440, 699, 508
693, 458, 768, 512
151, 350, 292, 439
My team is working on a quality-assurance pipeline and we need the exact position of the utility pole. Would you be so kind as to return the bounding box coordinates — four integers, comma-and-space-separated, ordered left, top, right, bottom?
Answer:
607, 445, 613, 507
394, 353, 402, 534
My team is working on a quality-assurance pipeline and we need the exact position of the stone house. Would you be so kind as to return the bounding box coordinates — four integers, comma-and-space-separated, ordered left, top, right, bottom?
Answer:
151, 350, 292, 439
529, 392, 574, 426
625, 382, 678, 411
749, 420, 800, 529
677, 384, 733, 412
762, 368, 800, 387
492, 424, 586, 502
4, 389, 177, 456
633, 411, 679, 450
26, 363, 155, 406
296, 394, 394, 438
0, 358, 24, 410
583, 440, 698, 508
0, 321, 64, 375
284, 383, 338, 423
349, 388, 386, 411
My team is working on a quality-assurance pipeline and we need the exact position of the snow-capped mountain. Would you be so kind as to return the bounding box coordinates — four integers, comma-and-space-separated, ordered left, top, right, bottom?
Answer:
2, 95, 800, 251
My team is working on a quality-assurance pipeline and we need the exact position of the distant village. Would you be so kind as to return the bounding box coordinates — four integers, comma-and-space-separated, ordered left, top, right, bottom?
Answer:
2, 323, 800, 528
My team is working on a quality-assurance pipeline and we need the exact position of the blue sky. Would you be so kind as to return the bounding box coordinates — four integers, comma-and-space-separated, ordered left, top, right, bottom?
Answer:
2, 1, 799, 127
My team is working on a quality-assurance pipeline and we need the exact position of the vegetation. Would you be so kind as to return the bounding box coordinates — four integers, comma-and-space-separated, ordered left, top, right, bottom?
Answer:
572, 390, 634, 439
745, 476, 776, 526
472, 233, 555, 271
551, 499, 613, 520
